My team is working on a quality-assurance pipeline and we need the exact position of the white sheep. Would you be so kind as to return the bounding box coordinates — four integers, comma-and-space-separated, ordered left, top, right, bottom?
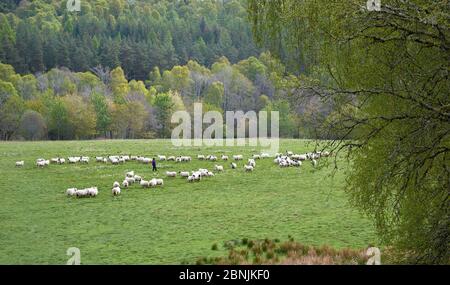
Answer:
36, 160, 49, 168
167, 156, 176, 161
122, 180, 129, 188
261, 153, 270, 158
206, 171, 215, 177
113, 181, 120, 188
231, 162, 237, 169
66, 188, 77, 196
15, 161, 24, 167
221, 155, 229, 161
244, 165, 254, 172
133, 175, 142, 182
140, 180, 149, 188
253, 154, 261, 160
81, 157, 89, 164
166, 171, 177, 177
58, 158, 66, 164
112, 187, 121, 196
179, 171, 190, 177
197, 155, 205, 160
248, 159, 256, 168
96, 157, 104, 162
158, 155, 166, 161
126, 171, 135, 178
233, 155, 243, 161
187, 175, 195, 182
214, 165, 224, 172
155, 178, 164, 186
75, 189, 89, 198
87, 187, 98, 197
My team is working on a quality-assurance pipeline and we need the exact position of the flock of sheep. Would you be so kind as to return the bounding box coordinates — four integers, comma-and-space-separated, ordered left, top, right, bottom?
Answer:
15, 150, 330, 198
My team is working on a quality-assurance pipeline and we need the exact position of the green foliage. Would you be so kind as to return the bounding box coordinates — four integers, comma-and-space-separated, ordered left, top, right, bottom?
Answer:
0, 0, 260, 79
249, 0, 450, 264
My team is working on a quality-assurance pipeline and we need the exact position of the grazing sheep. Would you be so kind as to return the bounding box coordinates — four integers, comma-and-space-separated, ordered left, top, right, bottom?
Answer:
286, 151, 294, 156
206, 171, 215, 177
155, 178, 164, 186
81, 157, 89, 164
166, 171, 177, 177
142, 158, 151, 164
36, 160, 49, 168
248, 159, 256, 167
179, 171, 190, 177
182, 156, 191, 162
133, 175, 142, 182
126, 171, 135, 178
187, 175, 195, 182
158, 155, 166, 161
125, 177, 135, 184
112, 187, 121, 196
208, 155, 218, 161
221, 155, 229, 161
167, 156, 176, 161
253, 154, 261, 160
261, 153, 270, 158
214, 165, 224, 172
140, 180, 149, 188
233, 155, 243, 161
244, 165, 254, 172
66, 188, 77, 196
121, 155, 130, 161
113, 181, 120, 188
50, 158, 59, 164
75, 189, 89, 198
231, 162, 237, 169
87, 187, 98, 197
96, 157, 104, 162
58, 158, 66, 164
122, 180, 129, 188
311, 159, 317, 168
131, 155, 138, 160
16, 161, 24, 167
197, 155, 205, 160
322, 151, 330, 157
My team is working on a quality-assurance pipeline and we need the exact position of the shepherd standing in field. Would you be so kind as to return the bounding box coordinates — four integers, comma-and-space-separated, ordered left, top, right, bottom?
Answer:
152, 158, 157, 172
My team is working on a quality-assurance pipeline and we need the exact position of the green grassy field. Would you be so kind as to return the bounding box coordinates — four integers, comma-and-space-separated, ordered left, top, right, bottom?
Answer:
0, 139, 377, 264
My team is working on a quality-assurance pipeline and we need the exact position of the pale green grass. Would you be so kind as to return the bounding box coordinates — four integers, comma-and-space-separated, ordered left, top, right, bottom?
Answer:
0, 139, 377, 264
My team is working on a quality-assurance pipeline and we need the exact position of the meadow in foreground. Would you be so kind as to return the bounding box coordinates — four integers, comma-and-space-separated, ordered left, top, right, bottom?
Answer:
0, 139, 377, 264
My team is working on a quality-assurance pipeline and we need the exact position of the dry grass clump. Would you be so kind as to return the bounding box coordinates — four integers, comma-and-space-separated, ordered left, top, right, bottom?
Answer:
196, 238, 369, 265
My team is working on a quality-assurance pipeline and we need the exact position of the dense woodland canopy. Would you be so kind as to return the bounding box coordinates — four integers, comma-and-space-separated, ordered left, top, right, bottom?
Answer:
0, 0, 260, 79
0, 0, 332, 141
0, 53, 329, 140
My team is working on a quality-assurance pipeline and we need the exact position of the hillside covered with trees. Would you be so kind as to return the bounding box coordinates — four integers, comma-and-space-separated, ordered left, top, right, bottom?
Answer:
0, 0, 260, 79
0, 52, 330, 140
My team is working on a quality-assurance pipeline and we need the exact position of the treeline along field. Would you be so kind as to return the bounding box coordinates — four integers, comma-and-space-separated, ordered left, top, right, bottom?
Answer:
0, 139, 376, 264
